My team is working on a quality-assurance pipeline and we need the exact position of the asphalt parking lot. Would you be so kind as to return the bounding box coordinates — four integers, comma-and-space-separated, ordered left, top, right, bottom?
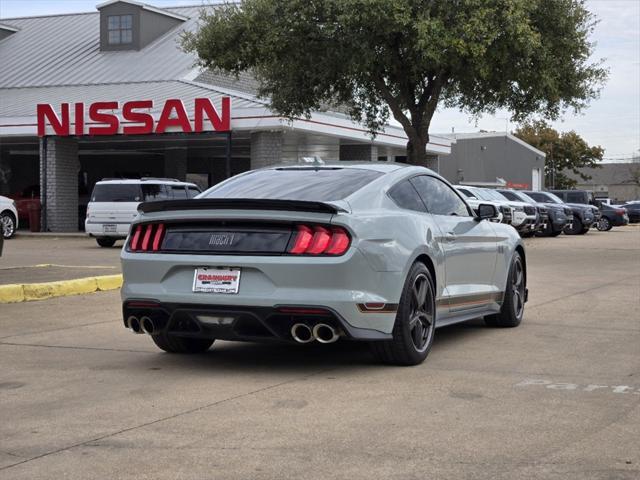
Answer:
1, 228, 639, 479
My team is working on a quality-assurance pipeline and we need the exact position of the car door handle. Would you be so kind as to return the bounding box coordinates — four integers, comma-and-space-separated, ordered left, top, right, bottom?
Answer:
444, 232, 456, 242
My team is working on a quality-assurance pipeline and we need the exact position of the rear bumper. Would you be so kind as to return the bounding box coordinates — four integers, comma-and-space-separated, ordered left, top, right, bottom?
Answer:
120, 248, 403, 335
122, 300, 392, 342
85, 221, 130, 238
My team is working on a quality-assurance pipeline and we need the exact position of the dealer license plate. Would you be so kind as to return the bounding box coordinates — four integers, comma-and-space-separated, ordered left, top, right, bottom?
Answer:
103, 224, 117, 233
193, 267, 241, 294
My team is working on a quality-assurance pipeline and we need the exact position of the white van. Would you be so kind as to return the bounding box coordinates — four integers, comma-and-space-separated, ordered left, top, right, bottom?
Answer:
86, 178, 201, 247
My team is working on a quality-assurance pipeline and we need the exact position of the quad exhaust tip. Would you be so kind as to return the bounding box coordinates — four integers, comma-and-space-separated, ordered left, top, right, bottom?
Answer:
291, 323, 314, 344
127, 315, 143, 334
140, 316, 154, 335
291, 323, 341, 344
313, 323, 340, 344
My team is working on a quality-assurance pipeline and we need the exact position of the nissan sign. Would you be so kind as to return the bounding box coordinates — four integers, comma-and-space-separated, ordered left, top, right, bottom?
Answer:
36, 97, 231, 137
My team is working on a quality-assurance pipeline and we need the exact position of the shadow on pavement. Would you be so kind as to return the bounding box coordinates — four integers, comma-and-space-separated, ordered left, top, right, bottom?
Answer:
127, 317, 490, 374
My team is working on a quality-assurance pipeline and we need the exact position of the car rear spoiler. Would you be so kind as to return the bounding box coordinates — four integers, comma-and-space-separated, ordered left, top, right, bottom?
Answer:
138, 198, 348, 214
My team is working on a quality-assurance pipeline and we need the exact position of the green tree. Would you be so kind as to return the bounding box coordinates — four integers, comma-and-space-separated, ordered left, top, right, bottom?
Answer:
514, 120, 604, 189
183, 0, 607, 165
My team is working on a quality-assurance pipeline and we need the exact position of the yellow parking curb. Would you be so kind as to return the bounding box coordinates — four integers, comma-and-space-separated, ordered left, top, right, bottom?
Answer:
0, 274, 123, 304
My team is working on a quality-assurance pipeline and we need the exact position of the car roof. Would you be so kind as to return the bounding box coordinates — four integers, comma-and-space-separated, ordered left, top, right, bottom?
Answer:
95, 178, 197, 186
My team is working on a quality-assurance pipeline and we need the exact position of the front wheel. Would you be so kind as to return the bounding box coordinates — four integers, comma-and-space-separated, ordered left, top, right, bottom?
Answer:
370, 263, 436, 366
151, 333, 214, 354
96, 237, 116, 247
485, 252, 525, 328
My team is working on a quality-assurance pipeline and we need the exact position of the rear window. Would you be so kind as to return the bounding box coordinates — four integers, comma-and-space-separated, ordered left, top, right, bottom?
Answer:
202, 168, 382, 202
91, 184, 142, 202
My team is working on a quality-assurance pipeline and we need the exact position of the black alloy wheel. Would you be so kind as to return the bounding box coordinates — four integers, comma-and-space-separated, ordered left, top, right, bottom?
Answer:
485, 252, 525, 328
371, 263, 436, 366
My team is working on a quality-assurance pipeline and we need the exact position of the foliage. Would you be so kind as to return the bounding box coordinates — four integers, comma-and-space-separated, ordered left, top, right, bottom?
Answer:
514, 120, 604, 189
183, 0, 607, 165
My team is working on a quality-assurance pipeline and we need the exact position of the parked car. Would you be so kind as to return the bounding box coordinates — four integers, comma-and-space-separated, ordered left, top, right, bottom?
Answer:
121, 164, 528, 366
618, 201, 640, 223
0, 195, 18, 239
497, 189, 569, 237
9, 184, 90, 231
456, 185, 526, 228
458, 186, 536, 235
454, 186, 512, 224
525, 191, 595, 234
8, 184, 40, 224
509, 190, 573, 237
494, 189, 549, 236
594, 203, 629, 231
549, 189, 602, 229
86, 178, 201, 247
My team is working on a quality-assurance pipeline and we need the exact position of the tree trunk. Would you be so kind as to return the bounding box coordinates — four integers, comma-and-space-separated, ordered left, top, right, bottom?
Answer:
406, 133, 430, 166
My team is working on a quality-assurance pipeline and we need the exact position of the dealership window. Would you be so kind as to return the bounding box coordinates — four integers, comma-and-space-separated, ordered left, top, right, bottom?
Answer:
107, 14, 133, 45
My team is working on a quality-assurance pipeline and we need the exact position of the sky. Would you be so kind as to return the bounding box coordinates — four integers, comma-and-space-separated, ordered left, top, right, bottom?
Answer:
1, 0, 638, 160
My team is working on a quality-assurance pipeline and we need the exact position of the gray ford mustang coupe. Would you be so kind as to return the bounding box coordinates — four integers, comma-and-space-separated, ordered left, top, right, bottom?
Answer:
121, 163, 527, 365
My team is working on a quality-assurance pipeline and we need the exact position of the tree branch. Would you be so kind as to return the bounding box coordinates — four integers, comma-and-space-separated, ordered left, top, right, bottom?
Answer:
373, 77, 419, 140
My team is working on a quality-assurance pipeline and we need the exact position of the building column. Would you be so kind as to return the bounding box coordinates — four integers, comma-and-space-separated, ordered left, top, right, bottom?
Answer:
250, 131, 284, 169
164, 147, 187, 181
40, 136, 79, 232
339, 144, 379, 161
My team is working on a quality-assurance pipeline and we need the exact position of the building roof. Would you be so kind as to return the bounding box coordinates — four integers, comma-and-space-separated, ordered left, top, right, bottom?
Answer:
0, 6, 201, 88
440, 131, 546, 158
569, 162, 640, 186
96, 0, 189, 21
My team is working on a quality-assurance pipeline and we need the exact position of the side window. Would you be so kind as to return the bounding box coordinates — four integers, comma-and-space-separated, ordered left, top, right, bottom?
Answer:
567, 192, 584, 203
388, 180, 427, 212
142, 184, 170, 201
410, 176, 471, 217
457, 188, 477, 199
187, 186, 201, 198
500, 191, 519, 201
170, 186, 188, 199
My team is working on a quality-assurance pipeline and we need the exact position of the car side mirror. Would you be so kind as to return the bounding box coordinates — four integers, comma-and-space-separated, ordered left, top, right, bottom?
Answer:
476, 203, 498, 221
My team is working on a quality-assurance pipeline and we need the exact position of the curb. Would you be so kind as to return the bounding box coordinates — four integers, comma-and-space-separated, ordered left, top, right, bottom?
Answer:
0, 274, 123, 304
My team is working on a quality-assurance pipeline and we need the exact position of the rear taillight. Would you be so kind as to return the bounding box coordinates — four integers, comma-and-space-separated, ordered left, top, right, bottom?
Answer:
288, 225, 351, 256
616, 209, 626, 214
129, 223, 166, 252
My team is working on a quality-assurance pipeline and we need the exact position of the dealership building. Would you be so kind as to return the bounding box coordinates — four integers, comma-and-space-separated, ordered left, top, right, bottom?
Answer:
0, 0, 452, 232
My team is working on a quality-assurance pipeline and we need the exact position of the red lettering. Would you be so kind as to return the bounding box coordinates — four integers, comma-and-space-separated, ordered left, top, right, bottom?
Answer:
155, 99, 192, 134
194, 97, 231, 132
122, 100, 154, 135
74, 103, 84, 136
88, 102, 119, 135
37, 103, 70, 137
36, 98, 231, 137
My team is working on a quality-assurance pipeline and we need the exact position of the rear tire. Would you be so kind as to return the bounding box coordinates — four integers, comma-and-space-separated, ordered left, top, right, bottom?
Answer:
96, 237, 116, 247
596, 217, 611, 231
151, 333, 214, 354
1, 211, 16, 239
370, 263, 436, 366
485, 252, 525, 328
